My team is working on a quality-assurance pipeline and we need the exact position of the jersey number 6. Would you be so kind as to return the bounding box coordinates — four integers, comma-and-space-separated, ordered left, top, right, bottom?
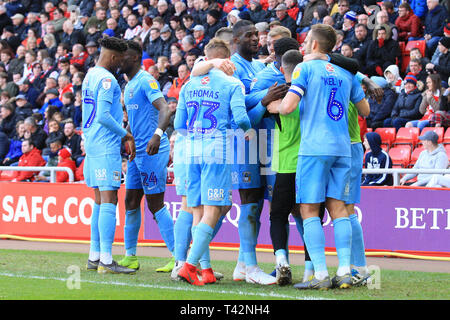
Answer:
327, 88, 344, 121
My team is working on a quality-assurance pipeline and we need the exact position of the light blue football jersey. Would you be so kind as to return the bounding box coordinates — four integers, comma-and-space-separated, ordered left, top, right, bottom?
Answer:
124, 69, 168, 155
289, 60, 365, 157
175, 69, 251, 162
82, 66, 125, 156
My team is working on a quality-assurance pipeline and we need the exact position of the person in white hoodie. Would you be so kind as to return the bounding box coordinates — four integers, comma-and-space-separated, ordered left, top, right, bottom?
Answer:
400, 131, 449, 186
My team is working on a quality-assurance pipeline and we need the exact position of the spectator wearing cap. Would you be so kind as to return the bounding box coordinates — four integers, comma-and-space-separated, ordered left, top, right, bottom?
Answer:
11, 13, 27, 41
160, 24, 176, 52
383, 73, 423, 130
18, 77, 39, 110
423, 0, 448, 55
14, 94, 33, 121
366, 24, 401, 77
300, 0, 327, 32
395, 2, 423, 42
84, 41, 99, 70
39, 88, 63, 115
0, 72, 18, 98
426, 37, 450, 85
400, 131, 448, 186
204, 9, 225, 40
61, 20, 86, 47
274, 4, 297, 38
248, 0, 269, 24
342, 10, 356, 43
192, 25, 209, 53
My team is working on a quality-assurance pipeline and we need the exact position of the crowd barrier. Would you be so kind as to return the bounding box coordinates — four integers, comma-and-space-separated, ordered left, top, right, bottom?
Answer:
0, 182, 449, 260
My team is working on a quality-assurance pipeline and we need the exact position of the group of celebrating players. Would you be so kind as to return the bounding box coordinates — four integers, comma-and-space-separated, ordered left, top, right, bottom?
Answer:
82, 19, 383, 290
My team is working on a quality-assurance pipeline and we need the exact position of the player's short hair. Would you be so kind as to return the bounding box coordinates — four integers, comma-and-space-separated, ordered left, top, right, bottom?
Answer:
127, 39, 143, 59
310, 24, 336, 54
215, 27, 232, 39
268, 26, 291, 39
232, 20, 254, 38
274, 37, 299, 58
281, 49, 303, 75
205, 38, 231, 59
98, 37, 128, 53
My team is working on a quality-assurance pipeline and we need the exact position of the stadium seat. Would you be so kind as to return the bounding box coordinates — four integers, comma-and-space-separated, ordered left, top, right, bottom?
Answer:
393, 127, 420, 151
418, 127, 445, 144
409, 146, 424, 167
375, 127, 396, 148
444, 127, 450, 145
389, 146, 411, 168
405, 40, 426, 57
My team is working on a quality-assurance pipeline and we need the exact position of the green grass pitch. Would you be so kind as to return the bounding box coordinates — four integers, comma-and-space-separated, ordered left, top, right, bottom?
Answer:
0, 249, 449, 300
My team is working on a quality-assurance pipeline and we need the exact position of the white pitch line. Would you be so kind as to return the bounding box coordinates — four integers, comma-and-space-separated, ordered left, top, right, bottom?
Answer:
0, 272, 331, 300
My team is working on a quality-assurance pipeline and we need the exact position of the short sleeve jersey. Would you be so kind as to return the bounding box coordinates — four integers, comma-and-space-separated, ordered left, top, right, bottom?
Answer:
290, 60, 365, 157
82, 66, 123, 156
124, 69, 167, 155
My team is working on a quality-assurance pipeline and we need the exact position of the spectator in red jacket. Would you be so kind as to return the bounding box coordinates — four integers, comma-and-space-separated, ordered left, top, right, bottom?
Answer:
75, 139, 85, 182
395, 2, 423, 42
56, 147, 76, 182
11, 138, 46, 182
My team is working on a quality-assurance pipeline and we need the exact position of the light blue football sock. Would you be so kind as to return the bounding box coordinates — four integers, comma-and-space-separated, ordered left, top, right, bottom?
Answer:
303, 217, 327, 274
174, 210, 193, 261
349, 214, 367, 267
304, 260, 314, 271
154, 206, 175, 254
98, 202, 117, 265
124, 206, 141, 256
333, 217, 352, 276
187, 222, 214, 267
238, 203, 259, 267
89, 202, 100, 261
199, 214, 225, 269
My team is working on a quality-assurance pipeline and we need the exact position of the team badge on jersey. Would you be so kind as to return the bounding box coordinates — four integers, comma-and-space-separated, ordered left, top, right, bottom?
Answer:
292, 67, 301, 80
201, 76, 210, 85
325, 63, 335, 73
102, 78, 112, 90
243, 171, 251, 183
128, 88, 134, 98
149, 80, 158, 89
113, 171, 121, 182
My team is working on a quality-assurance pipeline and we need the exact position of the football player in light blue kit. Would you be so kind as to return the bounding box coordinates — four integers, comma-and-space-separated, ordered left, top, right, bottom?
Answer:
83, 37, 136, 274
278, 24, 370, 290
117, 40, 175, 272
174, 38, 253, 286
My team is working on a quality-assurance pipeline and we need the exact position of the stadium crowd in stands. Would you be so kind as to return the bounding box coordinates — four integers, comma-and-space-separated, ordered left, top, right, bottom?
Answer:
0, 0, 448, 185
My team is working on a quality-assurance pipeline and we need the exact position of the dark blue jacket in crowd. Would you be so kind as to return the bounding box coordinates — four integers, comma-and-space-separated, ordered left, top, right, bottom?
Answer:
367, 86, 398, 126
424, 5, 448, 37
362, 132, 393, 186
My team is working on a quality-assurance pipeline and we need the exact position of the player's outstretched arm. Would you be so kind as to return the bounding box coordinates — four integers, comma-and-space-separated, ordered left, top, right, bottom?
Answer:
190, 58, 236, 77
146, 97, 172, 155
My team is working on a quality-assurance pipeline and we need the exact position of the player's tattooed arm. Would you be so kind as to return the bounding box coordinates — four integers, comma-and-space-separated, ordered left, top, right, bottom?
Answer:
146, 97, 171, 155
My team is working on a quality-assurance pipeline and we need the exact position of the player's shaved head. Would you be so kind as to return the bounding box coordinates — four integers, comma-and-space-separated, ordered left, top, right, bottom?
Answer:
121, 40, 143, 75
281, 49, 303, 76
205, 38, 231, 59
232, 20, 254, 38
